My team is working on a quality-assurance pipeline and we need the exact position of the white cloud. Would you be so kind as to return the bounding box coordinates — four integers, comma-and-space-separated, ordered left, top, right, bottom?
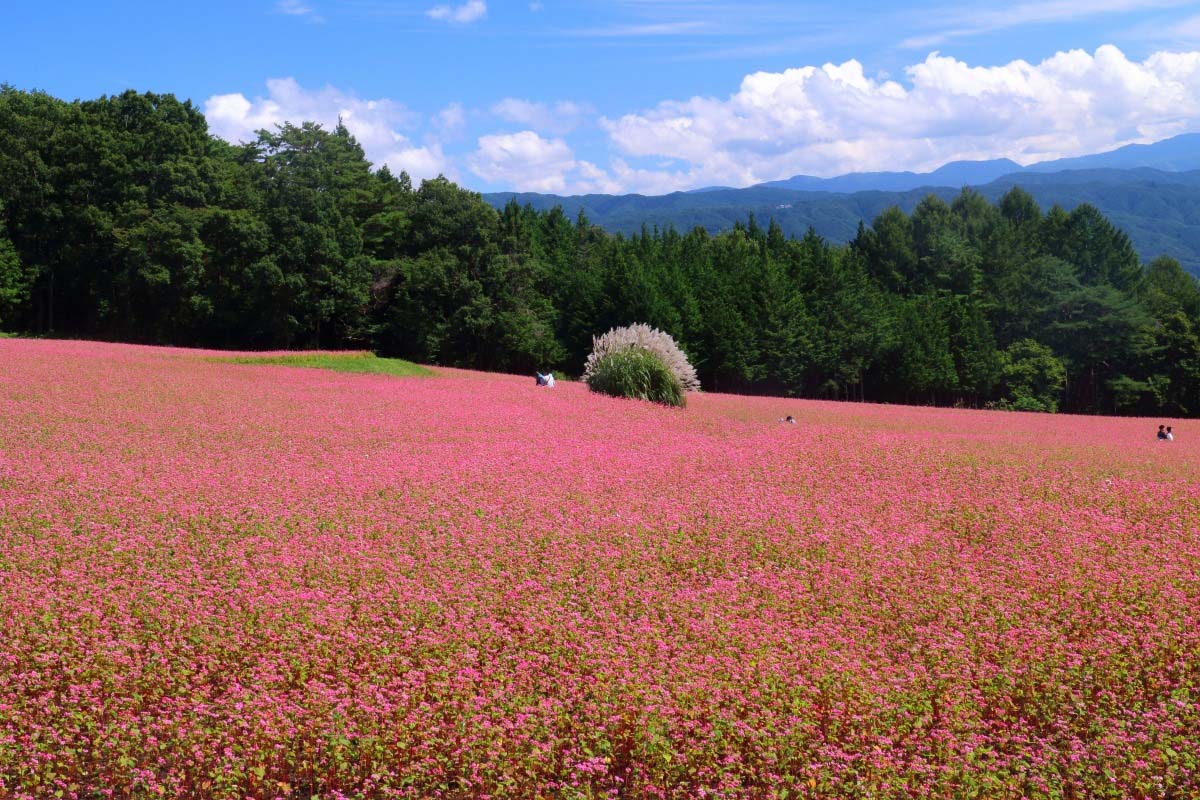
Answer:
204, 78, 451, 183
490, 98, 593, 134
385, 142, 451, 182
434, 102, 468, 137
201, 45, 1200, 196
275, 0, 324, 23
469, 131, 578, 192
529, 1, 544, 10
466, 131, 698, 195
426, 0, 487, 24
601, 160, 697, 195
601, 45, 1200, 189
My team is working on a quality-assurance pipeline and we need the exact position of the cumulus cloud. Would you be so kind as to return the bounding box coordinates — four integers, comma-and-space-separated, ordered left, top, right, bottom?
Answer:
386, 142, 451, 183
202, 45, 1200, 195
465, 130, 694, 195
427, 0, 487, 24
468, 131, 579, 193
204, 78, 450, 182
601, 45, 1200, 188
490, 98, 594, 134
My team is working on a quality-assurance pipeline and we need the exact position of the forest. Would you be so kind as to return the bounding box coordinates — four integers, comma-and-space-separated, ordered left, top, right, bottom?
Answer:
2, 86, 1199, 416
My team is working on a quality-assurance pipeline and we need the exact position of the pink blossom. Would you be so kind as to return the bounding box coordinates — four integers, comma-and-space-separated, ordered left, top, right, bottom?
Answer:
0, 338, 1197, 798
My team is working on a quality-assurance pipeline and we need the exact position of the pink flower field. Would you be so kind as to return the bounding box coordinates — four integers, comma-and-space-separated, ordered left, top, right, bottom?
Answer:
1, 338, 1198, 800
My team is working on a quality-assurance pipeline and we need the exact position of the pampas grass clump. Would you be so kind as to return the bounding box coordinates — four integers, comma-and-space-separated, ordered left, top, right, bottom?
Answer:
583, 323, 700, 393
585, 347, 686, 407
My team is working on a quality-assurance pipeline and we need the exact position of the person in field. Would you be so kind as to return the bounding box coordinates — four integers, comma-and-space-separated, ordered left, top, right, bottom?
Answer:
1158, 425, 1168, 440
1166, 426, 1174, 441
535, 371, 555, 387
780, 415, 796, 424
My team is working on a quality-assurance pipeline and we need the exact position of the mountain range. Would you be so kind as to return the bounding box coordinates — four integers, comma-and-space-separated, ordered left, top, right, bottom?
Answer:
483, 134, 1200, 275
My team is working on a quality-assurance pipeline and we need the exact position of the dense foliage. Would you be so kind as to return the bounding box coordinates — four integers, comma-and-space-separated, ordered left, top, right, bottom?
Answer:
3, 86, 1200, 415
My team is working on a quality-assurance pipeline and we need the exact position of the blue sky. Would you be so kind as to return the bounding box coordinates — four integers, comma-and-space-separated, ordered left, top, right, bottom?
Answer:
5, 0, 1200, 194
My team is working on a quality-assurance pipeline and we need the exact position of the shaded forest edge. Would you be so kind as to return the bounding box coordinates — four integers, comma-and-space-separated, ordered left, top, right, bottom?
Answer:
2, 87, 1199, 416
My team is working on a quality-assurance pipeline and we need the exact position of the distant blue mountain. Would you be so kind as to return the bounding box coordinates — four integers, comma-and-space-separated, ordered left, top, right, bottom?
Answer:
483, 134, 1200, 275
754, 132, 1200, 194
484, 166, 1200, 276
759, 159, 1023, 193
1028, 133, 1200, 173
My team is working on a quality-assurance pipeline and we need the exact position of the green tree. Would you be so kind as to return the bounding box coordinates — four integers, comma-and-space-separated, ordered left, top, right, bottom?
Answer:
1150, 312, 1200, 416
1142, 256, 1200, 321
1046, 285, 1157, 413
759, 254, 814, 396
889, 294, 958, 404
1055, 203, 1143, 290
854, 208, 917, 294
0, 207, 35, 328
947, 296, 1000, 402
997, 339, 1066, 412
255, 121, 373, 347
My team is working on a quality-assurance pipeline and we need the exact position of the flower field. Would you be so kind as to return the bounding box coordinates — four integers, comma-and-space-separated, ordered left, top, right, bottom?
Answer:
1, 338, 1198, 800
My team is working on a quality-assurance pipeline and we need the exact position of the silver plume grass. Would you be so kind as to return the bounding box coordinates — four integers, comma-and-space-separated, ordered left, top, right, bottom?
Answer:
583, 323, 700, 393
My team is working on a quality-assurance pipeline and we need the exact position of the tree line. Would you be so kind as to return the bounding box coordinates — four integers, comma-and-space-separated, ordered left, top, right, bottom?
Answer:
2, 86, 1199, 415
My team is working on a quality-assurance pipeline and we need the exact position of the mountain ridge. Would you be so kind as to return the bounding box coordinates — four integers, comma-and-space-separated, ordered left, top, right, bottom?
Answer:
484, 166, 1200, 275
759, 158, 1023, 193
754, 133, 1200, 194
482, 134, 1200, 274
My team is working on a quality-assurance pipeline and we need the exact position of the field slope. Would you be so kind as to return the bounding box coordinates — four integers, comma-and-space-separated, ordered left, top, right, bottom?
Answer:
1, 339, 1198, 799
